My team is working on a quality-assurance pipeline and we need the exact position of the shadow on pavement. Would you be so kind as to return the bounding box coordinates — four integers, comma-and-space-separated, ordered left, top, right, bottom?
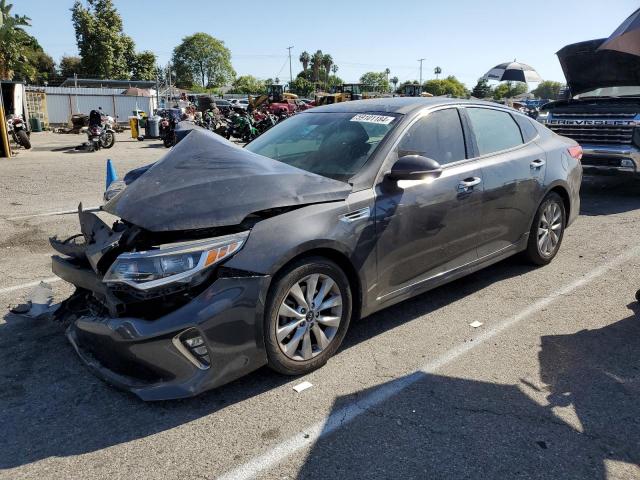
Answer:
580, 175, 640, 216
296, 304, 640, 479
0, 255, 533, 470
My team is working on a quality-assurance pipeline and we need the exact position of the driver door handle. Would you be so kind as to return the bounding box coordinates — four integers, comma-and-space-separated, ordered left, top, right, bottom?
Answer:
530, 159, 546, 169
457, 177, 482, 192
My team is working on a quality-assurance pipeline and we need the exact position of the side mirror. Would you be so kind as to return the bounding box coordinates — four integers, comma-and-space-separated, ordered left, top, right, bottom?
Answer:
387, 155, 442, 181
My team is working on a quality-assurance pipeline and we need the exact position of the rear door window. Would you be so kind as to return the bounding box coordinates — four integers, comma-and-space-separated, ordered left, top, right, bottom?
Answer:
397, 108, 466, 165
467, 108, 524, 156
513, 114, 538, 143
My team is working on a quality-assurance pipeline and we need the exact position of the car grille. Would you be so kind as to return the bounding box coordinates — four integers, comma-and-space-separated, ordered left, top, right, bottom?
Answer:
547, 113, 637, 145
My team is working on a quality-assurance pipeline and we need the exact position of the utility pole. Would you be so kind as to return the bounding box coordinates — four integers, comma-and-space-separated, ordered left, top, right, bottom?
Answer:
287, 46, 294, 86
418, 58, 425, 85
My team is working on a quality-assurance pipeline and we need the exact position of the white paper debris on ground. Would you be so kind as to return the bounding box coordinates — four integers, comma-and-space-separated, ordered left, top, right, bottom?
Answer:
293, 381, 313, 393
469, 320, 484, 328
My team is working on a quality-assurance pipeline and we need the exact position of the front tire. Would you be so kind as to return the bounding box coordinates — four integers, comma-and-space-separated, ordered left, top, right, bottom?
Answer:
101, 131, 115, 149
524, 192, 566, 265
265, 257, 352, 375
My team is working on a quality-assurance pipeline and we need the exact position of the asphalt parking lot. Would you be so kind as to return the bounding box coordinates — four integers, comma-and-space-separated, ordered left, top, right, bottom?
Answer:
1, 132, 639, 480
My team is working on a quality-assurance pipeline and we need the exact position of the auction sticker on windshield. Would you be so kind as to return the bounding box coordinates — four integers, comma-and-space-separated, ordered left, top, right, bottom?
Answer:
350, 114, 395, 125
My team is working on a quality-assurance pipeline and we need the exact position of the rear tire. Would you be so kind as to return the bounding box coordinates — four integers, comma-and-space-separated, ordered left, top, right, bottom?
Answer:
523, 192, 566, 266
265, 257, 352, 376
17, 130, 31, 149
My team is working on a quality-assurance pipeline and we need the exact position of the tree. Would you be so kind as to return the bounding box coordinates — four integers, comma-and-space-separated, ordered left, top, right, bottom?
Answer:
423, 75, 468, 97
531, 80, 564, 100
311, 50, 323, 82
229, 75, 266, 95
172, 33, 235, 89
0, 0, 32, 79
391, 76, 399, 91
331, 64, 338, 75
71, 0, 138, 79
322, 54, 333, 86
59, 55, 82, 78
130, 50, 157, 81
359, 71, 390, 92
384, 67, 390, 84
396, 80, 419, 94
434, 66, 442, 79
299, 51, 310, 73
289, 76, 314, 96
471, 78, 492, 98
493, 81, 527, 99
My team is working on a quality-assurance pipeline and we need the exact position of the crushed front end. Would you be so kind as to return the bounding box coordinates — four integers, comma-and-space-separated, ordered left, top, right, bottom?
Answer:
51, 206, 270, 401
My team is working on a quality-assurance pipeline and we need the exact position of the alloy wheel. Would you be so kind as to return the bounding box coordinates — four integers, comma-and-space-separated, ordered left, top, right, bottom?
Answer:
276, 273, 343, 361
537, 201, 562, 257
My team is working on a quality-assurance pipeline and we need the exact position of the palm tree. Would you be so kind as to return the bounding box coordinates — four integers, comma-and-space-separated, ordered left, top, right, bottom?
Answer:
384, 68, 390, 83
434, 66, 442, 79
0, 0, 31, 79
322, 54, 333, 87
299, 51, 310, 73
311, 50, 323, 83
391, 76, 399, 92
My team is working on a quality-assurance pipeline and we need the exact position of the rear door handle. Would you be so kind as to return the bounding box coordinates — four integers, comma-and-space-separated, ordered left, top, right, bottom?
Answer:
457, 177, 482, 192
530, 159, 546, 169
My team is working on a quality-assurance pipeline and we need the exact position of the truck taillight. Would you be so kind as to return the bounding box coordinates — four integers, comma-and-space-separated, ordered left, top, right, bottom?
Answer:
567, 145, 583, 161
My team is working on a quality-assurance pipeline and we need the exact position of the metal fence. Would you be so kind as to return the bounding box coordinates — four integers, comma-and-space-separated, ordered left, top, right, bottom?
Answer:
33, 87, 158, 125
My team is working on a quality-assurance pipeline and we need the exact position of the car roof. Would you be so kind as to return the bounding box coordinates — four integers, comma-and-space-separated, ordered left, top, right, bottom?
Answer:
307, 97, 503, 115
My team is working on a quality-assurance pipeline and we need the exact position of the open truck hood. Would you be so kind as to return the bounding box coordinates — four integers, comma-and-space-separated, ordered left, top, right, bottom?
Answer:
104, 129, 351, 232
557, 38, 640, 95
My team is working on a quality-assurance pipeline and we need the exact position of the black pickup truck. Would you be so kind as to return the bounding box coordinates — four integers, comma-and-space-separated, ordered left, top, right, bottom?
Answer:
538, 39, 640, 176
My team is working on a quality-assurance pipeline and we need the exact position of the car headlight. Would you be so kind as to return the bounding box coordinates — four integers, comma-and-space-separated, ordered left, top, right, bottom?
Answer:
103, 231, 249, 290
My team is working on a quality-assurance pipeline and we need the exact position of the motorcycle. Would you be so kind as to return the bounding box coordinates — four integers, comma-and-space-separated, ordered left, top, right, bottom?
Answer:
253, 111, 277, 135
158, 108, 181, 148
226, 110, 258, 142
6, 114, 31, 149
86, 109, 115, 151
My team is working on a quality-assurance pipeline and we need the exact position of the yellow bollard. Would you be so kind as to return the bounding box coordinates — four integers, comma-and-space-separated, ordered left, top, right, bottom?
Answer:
129, 116, 139, 139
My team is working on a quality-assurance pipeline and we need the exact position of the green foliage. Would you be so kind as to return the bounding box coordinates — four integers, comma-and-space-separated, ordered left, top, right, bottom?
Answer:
359, 71, 390, 92
299, 51, 310, 72
395, 80, 419, 93
172, 32, 235, 89
130, 50, 157, 81
289, 76, 314, 96
493, 81, 528, 99
71, 0, 138, 79
59, 55, 81, 78
471, 78, 492, 98
228, 75, 266, 95
310, 50, 323, 82
0, 0, 31, 79
423, 75, 468, 98
531, 80, 564, 100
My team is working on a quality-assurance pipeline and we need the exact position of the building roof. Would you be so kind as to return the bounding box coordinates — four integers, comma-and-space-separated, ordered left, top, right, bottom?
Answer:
59, 78, 156, 89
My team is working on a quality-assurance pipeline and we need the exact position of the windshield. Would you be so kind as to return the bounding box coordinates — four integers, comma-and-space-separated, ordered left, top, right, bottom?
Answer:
575, 86, 640, 99
245, 112, 399, 182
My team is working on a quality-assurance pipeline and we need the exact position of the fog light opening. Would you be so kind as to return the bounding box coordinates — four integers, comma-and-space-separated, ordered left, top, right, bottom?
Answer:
172, 329, 211, 370
621, 159, 635, 169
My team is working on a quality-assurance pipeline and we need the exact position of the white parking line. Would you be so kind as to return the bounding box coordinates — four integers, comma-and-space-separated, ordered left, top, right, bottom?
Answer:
0, 277, 61, 295
217, 246, 640, 480
7, 206, 101, 221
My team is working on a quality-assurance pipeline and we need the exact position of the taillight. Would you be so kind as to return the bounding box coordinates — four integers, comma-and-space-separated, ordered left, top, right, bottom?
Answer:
567, 145, 583, 161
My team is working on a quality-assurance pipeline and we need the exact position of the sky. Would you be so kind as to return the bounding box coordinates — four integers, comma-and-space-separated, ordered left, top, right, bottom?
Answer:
17, 0, 639, 88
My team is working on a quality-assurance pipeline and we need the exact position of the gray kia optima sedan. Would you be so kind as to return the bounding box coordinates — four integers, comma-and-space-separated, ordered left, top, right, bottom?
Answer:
51, 98, 582, 400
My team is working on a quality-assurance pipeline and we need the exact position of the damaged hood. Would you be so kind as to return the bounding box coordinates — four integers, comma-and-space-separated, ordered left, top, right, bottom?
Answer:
104, 129, 351, 232
557, 38, 640, 95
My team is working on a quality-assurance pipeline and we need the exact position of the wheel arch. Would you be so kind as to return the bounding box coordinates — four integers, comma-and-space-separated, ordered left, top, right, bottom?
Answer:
547, 183, 571, 221
268, 247, 363, 322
